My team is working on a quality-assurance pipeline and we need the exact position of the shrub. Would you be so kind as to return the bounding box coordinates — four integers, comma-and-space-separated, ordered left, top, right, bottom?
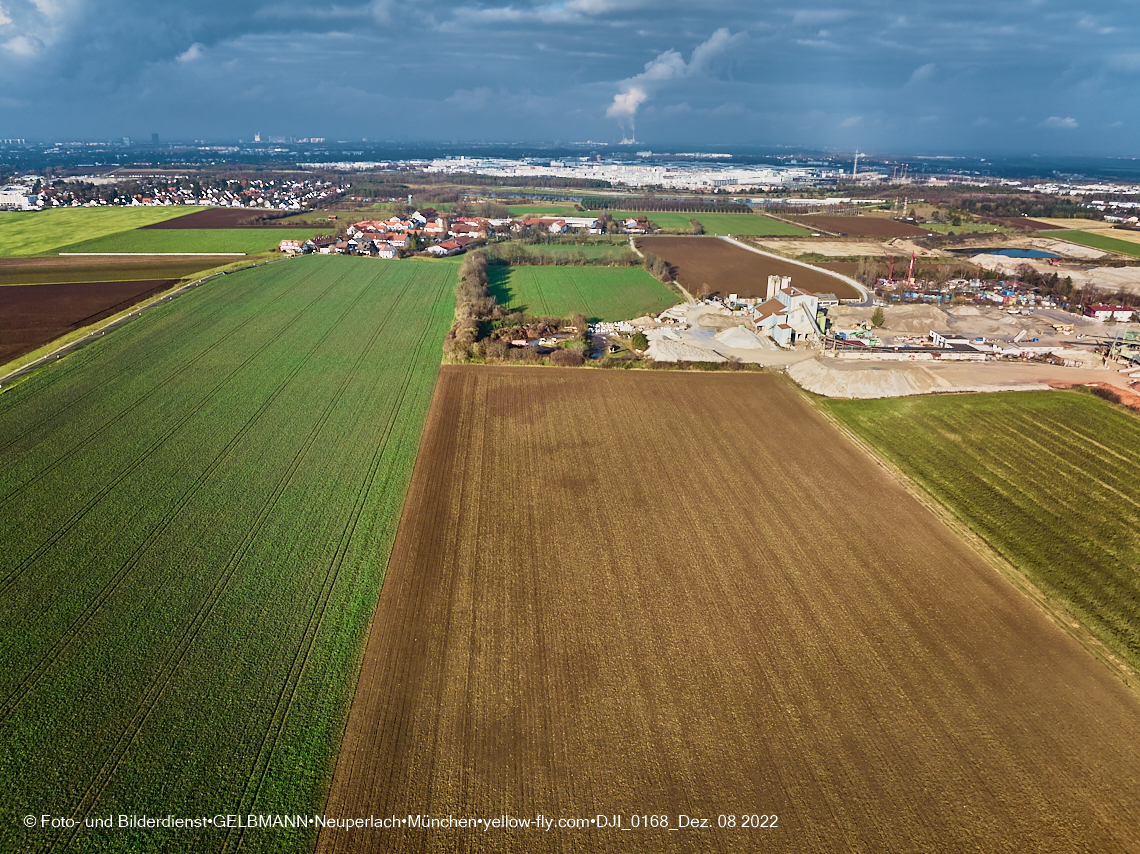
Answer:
551, 349, 585, 367
631, 331, 649, 351
483, 338, 509, 361
1091, 385, 1123, 404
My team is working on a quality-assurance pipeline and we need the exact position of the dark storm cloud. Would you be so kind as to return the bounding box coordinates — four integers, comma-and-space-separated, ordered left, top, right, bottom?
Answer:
2, 0, 1138, 154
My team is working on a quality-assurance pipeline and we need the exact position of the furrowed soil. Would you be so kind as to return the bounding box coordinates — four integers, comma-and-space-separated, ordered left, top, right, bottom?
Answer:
142, 208, 307, 229
319, 367, 1140, 854
0, 279, 177, 362
793, 215, 931, 238
637, 236, 860, 299
0, 255, 223, 285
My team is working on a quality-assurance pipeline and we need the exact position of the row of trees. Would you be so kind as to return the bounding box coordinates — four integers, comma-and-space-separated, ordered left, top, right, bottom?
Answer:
443, 250, 592, 365
579, 197, 751, 214
641, 250, 672, 282
485, 243, 639, 267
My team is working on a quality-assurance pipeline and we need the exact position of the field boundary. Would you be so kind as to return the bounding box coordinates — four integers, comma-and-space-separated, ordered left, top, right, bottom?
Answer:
791, 375, 1140, 698
59, 252, 248, 257
0, 256, 290, 389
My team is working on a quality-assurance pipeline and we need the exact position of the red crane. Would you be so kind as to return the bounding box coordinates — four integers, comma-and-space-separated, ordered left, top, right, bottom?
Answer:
881, 250, 895, 285
907, 251, 916, 286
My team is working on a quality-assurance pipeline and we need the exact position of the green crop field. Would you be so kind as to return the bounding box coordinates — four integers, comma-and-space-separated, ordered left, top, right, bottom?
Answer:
0, 207, 200, 257
506, 204, 579, 214
825, 389, 1140, 671
489, 265, 678, 320
925, 222, 1012, 234
0, 255, 456, 852
487, 242, 633, 262
51, 228, 324, 256
1049, 230, 1140, 259
585, 210, 811, 236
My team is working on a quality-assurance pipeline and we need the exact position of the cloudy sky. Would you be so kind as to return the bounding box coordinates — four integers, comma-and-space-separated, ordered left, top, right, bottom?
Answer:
1, 0, 1138, 156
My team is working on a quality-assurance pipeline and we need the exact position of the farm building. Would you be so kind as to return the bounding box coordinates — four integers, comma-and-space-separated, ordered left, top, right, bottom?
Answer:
279, 239, 303, 254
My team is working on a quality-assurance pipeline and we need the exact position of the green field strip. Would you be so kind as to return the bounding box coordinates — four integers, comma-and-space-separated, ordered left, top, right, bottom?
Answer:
1048, 230, 1140, 258
581, 210, 811, 236
0, 256, 456, 852
490, 265, 677, 321
50, 228, 326, 256
0, 264, 334, 509
825, 391, 1140, 671
506, 205, 579, 216
0, 208, 203, 257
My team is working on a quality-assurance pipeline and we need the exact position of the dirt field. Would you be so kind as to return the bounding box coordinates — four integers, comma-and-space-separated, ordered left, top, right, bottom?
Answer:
141, 208, 297, 229
637, 236, 860, 299
752, 239, 889, 258
318, 366, 1140, 854
0, 279, 175, 362
0, 255, 221, 286
793, 216, 931, 238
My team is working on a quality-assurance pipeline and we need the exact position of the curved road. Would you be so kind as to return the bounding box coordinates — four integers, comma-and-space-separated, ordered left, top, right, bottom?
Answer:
717, 235, 872, 306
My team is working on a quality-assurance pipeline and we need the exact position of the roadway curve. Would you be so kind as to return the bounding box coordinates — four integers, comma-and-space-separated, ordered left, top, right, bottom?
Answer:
716, 235, 872, 306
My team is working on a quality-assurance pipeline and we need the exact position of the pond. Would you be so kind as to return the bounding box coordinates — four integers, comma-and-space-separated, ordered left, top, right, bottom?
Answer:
953, 247, 1060, 259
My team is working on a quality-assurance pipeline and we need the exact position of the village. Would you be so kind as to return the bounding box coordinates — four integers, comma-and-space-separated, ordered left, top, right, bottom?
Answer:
277, 210, 642, 258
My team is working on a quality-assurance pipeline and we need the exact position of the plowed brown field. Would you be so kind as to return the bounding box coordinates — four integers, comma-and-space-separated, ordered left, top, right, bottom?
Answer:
793, 216, 931, 237
637, 236, 860, 299
141, 207, 294, 228
319, 367, 1140, 854
0, 279, 175, 362
0, 255, 221, 285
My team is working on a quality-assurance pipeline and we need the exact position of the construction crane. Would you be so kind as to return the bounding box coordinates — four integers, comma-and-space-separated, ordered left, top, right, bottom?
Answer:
907, 251, 916, 286
881, 250, 896, 285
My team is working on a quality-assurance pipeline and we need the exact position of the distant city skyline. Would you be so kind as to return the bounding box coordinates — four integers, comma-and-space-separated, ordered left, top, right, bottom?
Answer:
1, 1, 1138, 157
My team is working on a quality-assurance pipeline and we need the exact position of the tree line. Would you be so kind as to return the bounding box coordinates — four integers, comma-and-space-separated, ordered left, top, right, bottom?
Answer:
442, 250, 590, 366
578, 197, 752, 214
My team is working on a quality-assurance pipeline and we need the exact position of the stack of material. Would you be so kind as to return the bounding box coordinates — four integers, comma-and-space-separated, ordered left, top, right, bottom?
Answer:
714, 326, 766, 349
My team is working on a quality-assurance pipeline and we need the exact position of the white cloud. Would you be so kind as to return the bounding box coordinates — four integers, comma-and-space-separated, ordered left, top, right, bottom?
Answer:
1041, 116, 1078, 129
0, 5, 11, 27
606, 85, 646, 119
908, 62, 935, 84
840, 115, 861, 127
3, 34, 43, 57
458, 0, 644, 25
606, 27, 746, 135
792, 9, 850, 25
177, 42, 205, 62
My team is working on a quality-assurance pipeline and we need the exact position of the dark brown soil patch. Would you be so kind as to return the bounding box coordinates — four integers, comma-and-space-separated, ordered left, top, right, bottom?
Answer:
0, 256, 220, 286
794, 215, 932, 237
0, 279, 175, 363
637, 236, 860, 299
142, 208, 295, 229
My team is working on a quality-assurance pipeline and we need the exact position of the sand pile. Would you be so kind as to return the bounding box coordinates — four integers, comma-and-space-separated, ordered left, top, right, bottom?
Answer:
830, 305, 951, 334
715, 326, 766, 349
881, 305, 951, 333
649, 340, 726, 362
788, 358, 954, 399
699, 313, 749, 330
